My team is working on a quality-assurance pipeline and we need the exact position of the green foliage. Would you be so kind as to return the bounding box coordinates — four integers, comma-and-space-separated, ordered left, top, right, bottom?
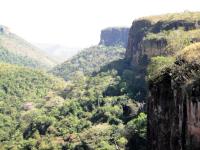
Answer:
51, 45, 125, 80
176, 42, 200, 64
0, 32, 55, 69
0, 63, 66, 148
147, 56, 175, 80
145, 28, 200, 53
0, 63, 65, 103
79, 124, 126, 150
0, 48, 43, 68
125, 113, 147, 150
126, 113, 147, 138
0, 63, 141, 149
0, 114, 15, 141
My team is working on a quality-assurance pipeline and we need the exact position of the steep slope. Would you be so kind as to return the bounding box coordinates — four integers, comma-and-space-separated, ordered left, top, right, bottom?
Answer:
148, 43, 200, 150
51, 45, 126, 80
0, 25, 56, 68
0, 63, 65, 106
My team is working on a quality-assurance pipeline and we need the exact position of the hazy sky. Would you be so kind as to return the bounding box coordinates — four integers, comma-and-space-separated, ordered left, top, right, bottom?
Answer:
0, 0, 200, 48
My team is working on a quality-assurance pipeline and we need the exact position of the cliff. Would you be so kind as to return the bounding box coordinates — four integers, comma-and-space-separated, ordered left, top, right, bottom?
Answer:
125, 12, 200, 101
99, 27, 129, 47
126, 12, 200, 65
125, 12, 200, 149
148, 43, 200, 150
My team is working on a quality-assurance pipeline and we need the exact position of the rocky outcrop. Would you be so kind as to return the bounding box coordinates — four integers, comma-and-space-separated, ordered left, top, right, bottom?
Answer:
0, 25, 9, 34
125, 19, 200, 65
148, 43, 200, 149
125, 12, 200, 101
99, 27, 129, 47
125, 12, 200, 149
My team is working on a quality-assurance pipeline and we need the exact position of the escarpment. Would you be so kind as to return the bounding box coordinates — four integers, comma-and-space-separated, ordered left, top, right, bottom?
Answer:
99, 27, 129, 47
125, 12, 200, 101
148, 43, 200, 150
125, 12, 200, 149
126, 12, 200, 65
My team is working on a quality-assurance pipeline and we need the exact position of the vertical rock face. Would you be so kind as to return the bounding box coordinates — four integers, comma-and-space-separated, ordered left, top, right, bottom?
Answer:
125, 19, 152, 63
148, 66, 200, 150
99, 27, 129, 47
148, 43, 200, 150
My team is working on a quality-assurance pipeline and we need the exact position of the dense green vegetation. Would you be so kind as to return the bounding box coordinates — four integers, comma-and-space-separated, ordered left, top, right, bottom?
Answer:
3, 12, 200, 150
148, 42, 200, 82
51, 45, 125, 80
147, 56, 175, 80
0, 63, 145, 149
144, 28, 200, 53
0, 31, 56, 69
0, 48, 43, 68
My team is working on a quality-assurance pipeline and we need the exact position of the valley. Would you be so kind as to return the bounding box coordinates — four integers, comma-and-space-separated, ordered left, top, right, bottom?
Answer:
0, 11, 200, 150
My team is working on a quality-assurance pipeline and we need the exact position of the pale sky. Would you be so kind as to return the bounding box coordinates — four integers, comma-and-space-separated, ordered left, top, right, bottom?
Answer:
0, 0, 200, 48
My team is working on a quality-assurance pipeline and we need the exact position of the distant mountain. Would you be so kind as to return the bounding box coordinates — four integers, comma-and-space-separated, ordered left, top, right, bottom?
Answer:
36, 43, 81, 63
0, 25, 56, 69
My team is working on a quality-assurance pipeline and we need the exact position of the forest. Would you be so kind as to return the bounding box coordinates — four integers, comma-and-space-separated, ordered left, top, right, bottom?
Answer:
0, 10, 200, 150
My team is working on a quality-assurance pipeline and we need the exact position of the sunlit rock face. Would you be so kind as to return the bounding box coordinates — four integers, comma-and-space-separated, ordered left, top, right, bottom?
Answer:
99, 27, 129, 47
126, 19, 200, 65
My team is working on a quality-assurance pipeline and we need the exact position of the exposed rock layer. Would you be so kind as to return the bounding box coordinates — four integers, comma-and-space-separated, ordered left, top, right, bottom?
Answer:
125, 12, 200, 149
99, 27, 129, 47
148, 59, 200, 150
126, 19, 200, 65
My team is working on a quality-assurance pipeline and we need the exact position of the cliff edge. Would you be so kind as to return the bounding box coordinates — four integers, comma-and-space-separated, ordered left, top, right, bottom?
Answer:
125, 12, 200, 149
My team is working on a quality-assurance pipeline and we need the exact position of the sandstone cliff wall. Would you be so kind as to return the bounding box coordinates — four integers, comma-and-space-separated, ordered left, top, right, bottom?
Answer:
125, 12, 200, 149
148, 58, 200, 150
99, 27, 129, 47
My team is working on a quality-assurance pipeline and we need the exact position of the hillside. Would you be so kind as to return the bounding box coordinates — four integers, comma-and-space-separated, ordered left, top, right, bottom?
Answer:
51, 45, 126, 80
0, 25, 56, 68
0, 63, 65, 106
0, 63, 144, 149
2, 11, 200, 150
0, 63, 65, 149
